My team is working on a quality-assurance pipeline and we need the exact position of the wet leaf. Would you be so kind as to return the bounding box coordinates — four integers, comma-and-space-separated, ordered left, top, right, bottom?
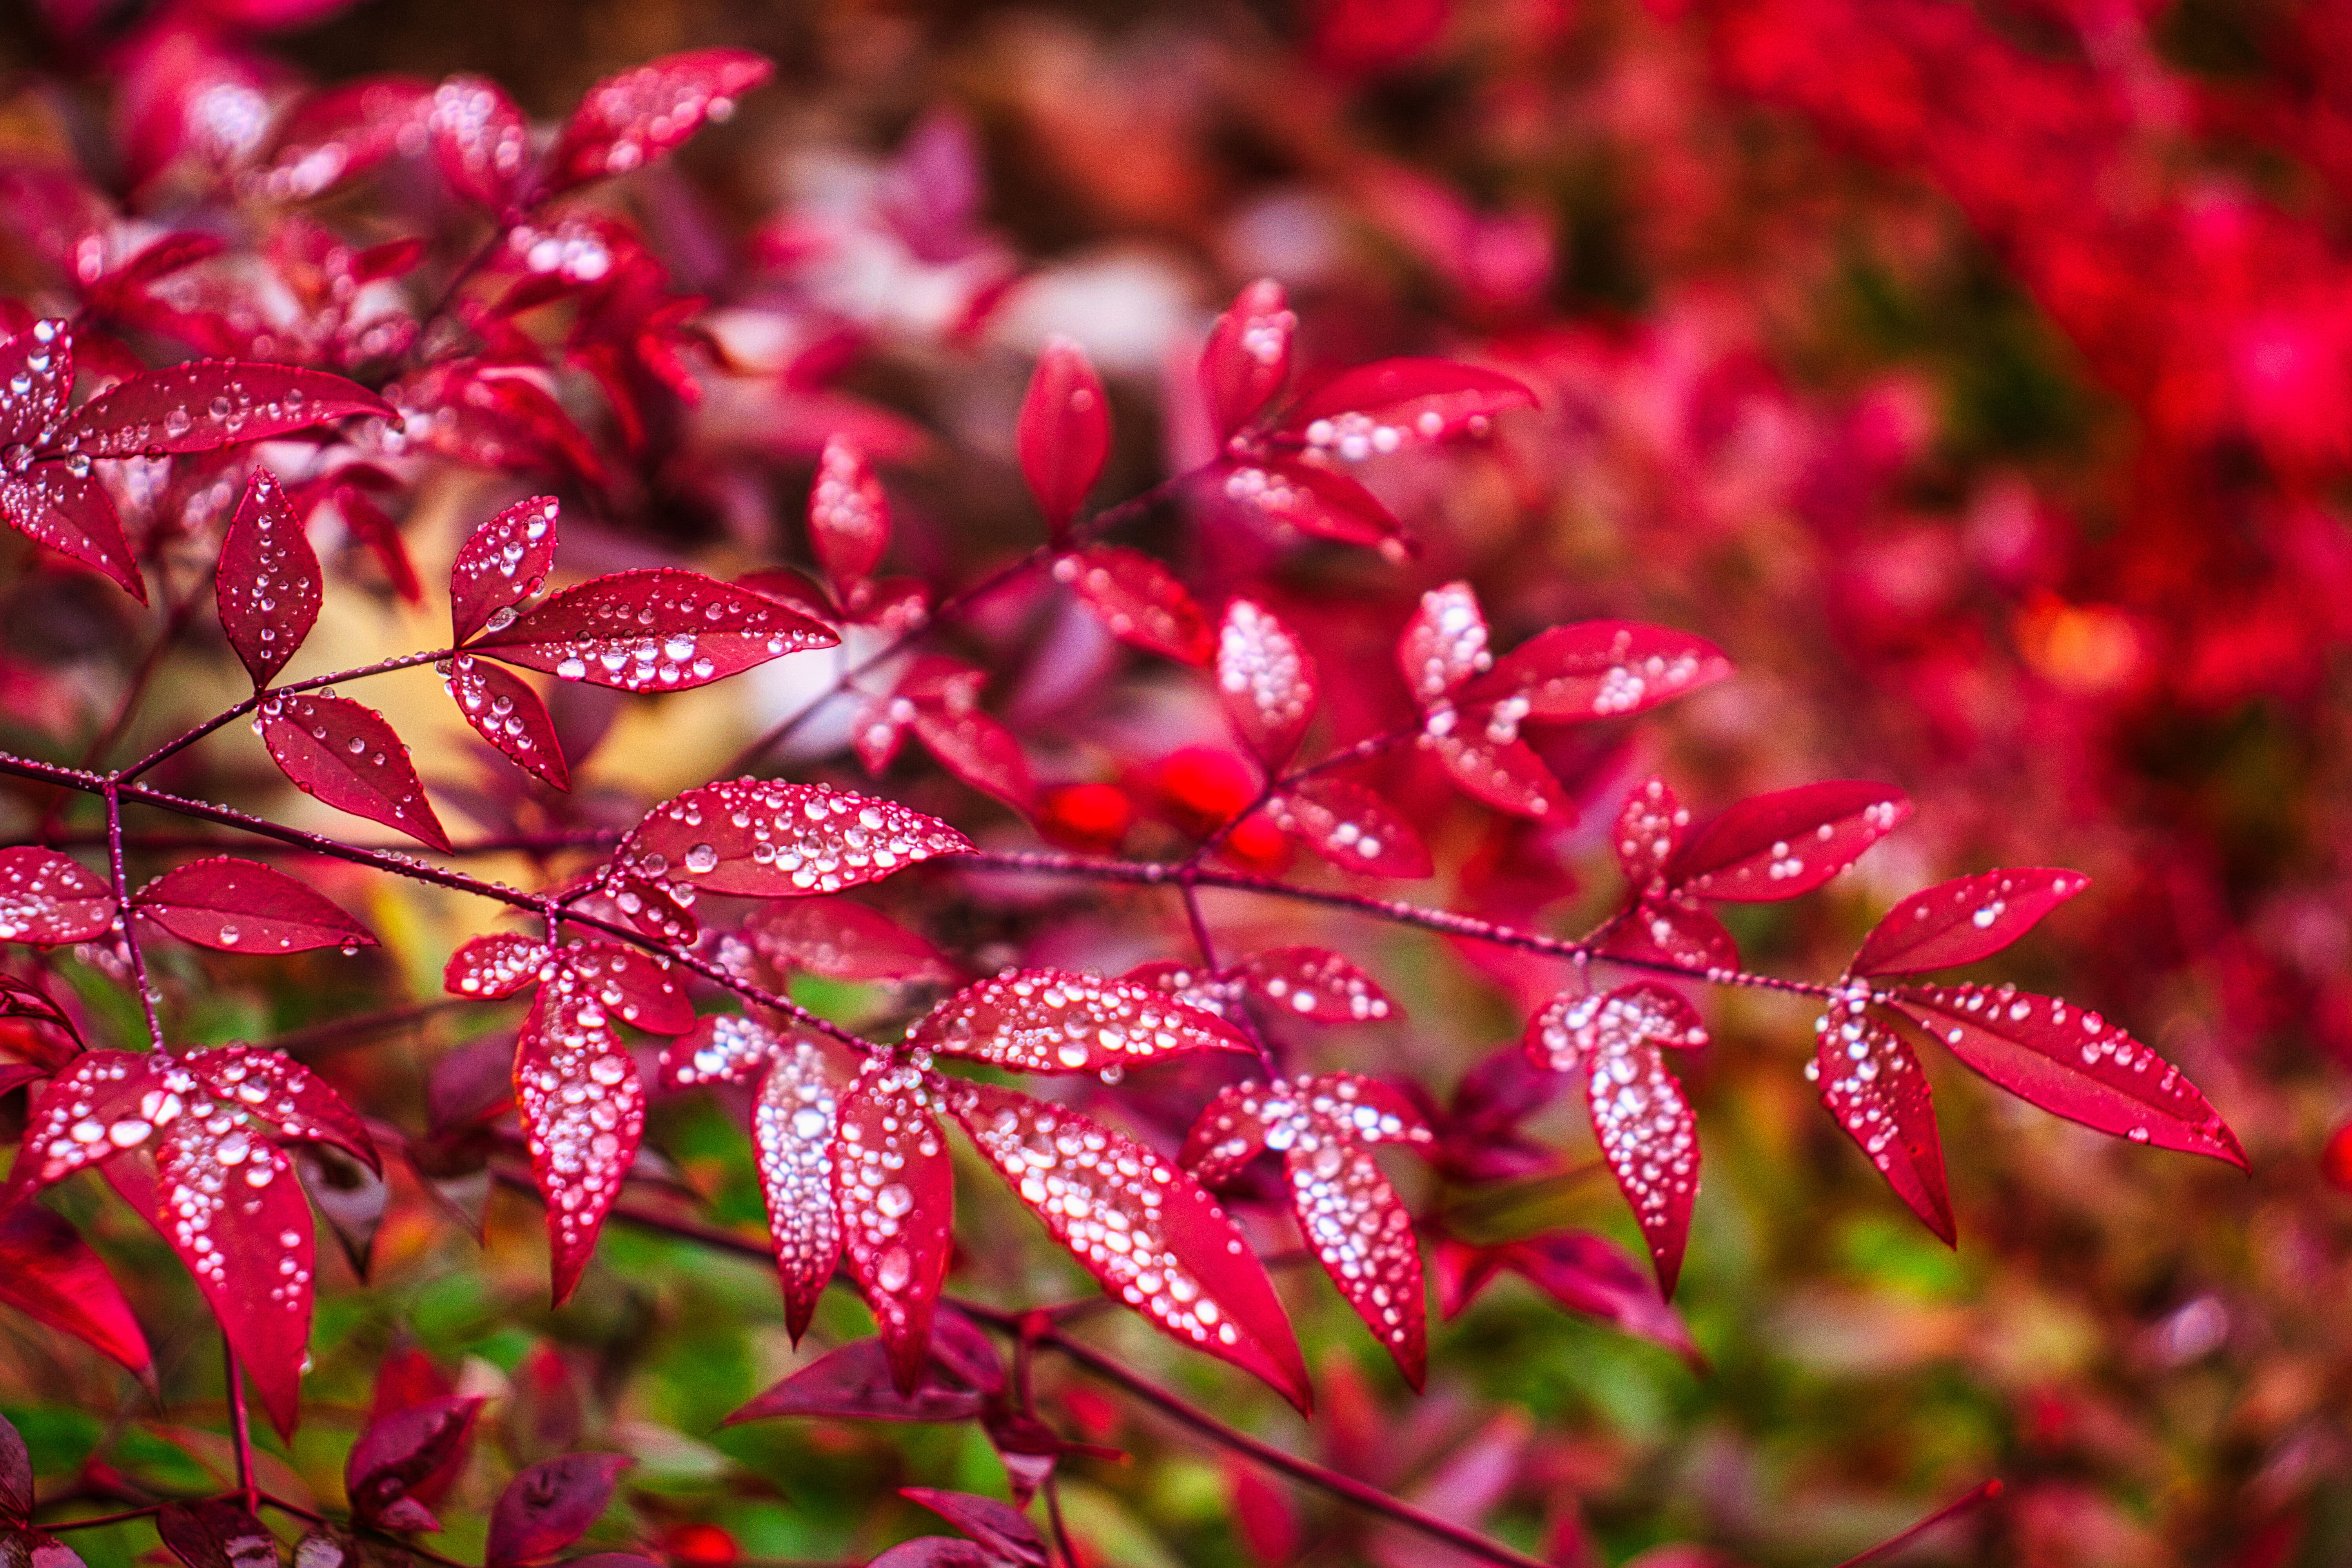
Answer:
1200, 279, 1294, 438
0, 319, 73, 448
907, 967, 1254, 1073
426, 76, 534, 212
1668, 780, 1911, 902
901, 1490, 1047, 1568
1216, 599, 1318, 768
1612, 777, 1687, 888
443, 933, 550, 999
807, 435, 888, 586
260, 692, 451, 852
514, 982, 647, 1304
214, 468, 320, 688
1814, 996, 1953, 1244
133, 856, 376, 953
449, 495, 561, 645
0, 847, 114, 944
444, 655, 570, 789
1054, 546, 1212, 665
1279, 358, 1537, 452
1425, 729, 1569, 819
471, 568, 836, 693
547, 49, 773, 191
1456, 621, 1731, 723
744, 898, 952, 984
346, 1395, 483, 1532
1397, 581, 1490, 706
833, 1065, 955, 1395
613, 778, 970, 898
56, 362, 390, 457
1235, 947, 1396, 1024
1016, 337, 1110, 535
1849, 869, 2091, 976
1220, 457, 1403, 548
2, 465, 145, 601
157, 1501, 279, 1568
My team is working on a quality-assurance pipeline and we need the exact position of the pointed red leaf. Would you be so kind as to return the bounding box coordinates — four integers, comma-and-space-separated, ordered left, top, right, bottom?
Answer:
1200, 279, 1294, 438
1236, 947, 1397, 1024
1425, 729, 1569, 819
808, 436, 888, 586
1601, 895, 1740, 976
445, 655, 570, 789
471, 568, 837, 693
426, 76, 534, 212
660, 1013, 782, 1090
1492, 1232, 1700, 1359
0, 973, 83, 1056
1216, 600, 1318, 768
1270, 779, 1432, 878
1218, 458, 1403, 549
906, 968, 1254, 1073
1849, 869, 2092, 976
0, 1202, 152, 1376
183, 1045, 378, 1171
751, 1035, 846, 1342
1668, 781, 1911, 902
157, 1501, 279, 1568
1054, 547, 1212, 665
945, 1080, 1311, 1412
548, 49, 772, 191
1889, 984, 2246, 1167
1178, 1081, 1272, 1189
1017, 337, 1110, 534
2, 467, 145, 601
486, 1453, 633, 1567
557, 943, 695, 1035
346, 1395, 483, 1532
745, 899, 953, 984
1280, 358, 1537, 453
1397, 581, 1490, 706
598, 871, 697, 946
1814, 996, 1953, 1243
911, 704, 1035, 813
833, 1065, 955, 1394
4, 1052, 168, 1200
215, 468, 321, 688
1457, 621, 1731, 723
134, 856, 376, 954
0, 847, 114, 944
449, 495, 561, 645
0, 319, 71, 447
259, 692, 451, 852
613, 779, 970, 899
723, 1336, 990, 1426
514, 982, 647, 1303
251, 76, 435, 201
1612, 777, 1686, 888
56, 363, 390, 458
901, 1490, 1047, 1568
444, 933, 551, 999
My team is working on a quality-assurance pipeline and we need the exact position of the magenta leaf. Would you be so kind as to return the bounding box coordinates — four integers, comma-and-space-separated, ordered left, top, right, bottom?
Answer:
132, 856, 377, 954
445, 655, 570, 790
1456, 621, 1732, 723
515, 980, 648, 1304
157, 1501, 279, 1568
426, 76, 534, 212
547, 49, 773, 191
0, 847, 115, 944
1216, 599, 1318, 768
901, 1490, 1048, 1568
0, 1412, 24, 1527
1425, 729, 1570, 819
1815, 995, 1953, 1243
2, 466, 145, 602
808, 436, 889, 587
724, 1334, 993, 1426
1668, 780, 1912, 902
444, 933, 550, 998
252, 76, 435, 201
0, 319, 72, 447
470, 568, 836, 693
4, 1052, 170, 1200
1016, 337, 1110, 535
612, 778, 970, 899
1601, 895, 1740, 976
1280, 357, 1537, 453
834, 1065, 956, 1394
1849, 869, 2092, 976
745, 898, 953, 984
1397, 581, 1490, 706
56, 363, 390, 458
486, 1453, 633, 1567
1889, 984, 2247, 1167
1236, 947, 1397, 1024
1484, 1232, 1700, 1360
1612, 777, 1687, 888
347, 1395, 483, 1532
215, 468, 321, 688
1271, 779, 1433, 879
0, 1203, 152, 1377
0, 973, 82, 1055
449, 495, 561, 644
906, 968, 1254, 1073
259, 691, 452, 852
1200, 279, 1294, 438
563, 944, 695, 1035
867, 1541, 993, 1568
1054, 547, 1213, 665
896, 666, 1036, 812
946, 1080, 1312, 1412
1219, 457, 1404, 548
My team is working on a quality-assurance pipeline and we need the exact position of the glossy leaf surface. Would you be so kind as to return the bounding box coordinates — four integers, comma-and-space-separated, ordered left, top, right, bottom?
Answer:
1201, 278, 1294, 437
260, 692, 451, 852
214, 468, 320, 688
2, 466, 144, 601
548, 49, 773, 190
744, 898, 952, 983
1271, 779, 1432, 878
1668, 781, 1911, 902
133, 856, 377, 953
486, 1453, 633, 1567
906, 967, 1254, 1073
426, 76, 533, 211
1280, 358, 1537, 451
57, 362, 390, 457
0, 847, 114, 944
1849, 868, 2091, 976
449, 495, 561, 644
833, 1065, 955, 1394
1218, 458, 1403, 548
0, 1203, 152, 1376
445, 655, 570, 789
1457, 621, 1731, 722
1814, 997, 1954, 1244
807, 436, 888, 585
1216, 599, 1318, 767
471, 568, 836, 693
1016, 336, 1110, 534
1054, 547, 1212, 665
614, 779, 970, 899
1236, 947, 1396, 1024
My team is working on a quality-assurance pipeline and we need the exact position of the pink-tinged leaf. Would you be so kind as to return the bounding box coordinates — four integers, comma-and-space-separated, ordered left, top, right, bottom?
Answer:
833, 1065, 955, 1395
0, 847, 114, 944
1522, 982, 1709, 1076
514, 983, 646, 1303
485, 1453, 633, 1568
427, 76, 534, 212
808, 435, 888, 586
1668, 781, 1912, 902
1426, 730, 1569, 819
0, 1203, 152, 1377
746, 899, 953, 984
1397, 581, 1490, 706
1236, 947, 1396, 1024
1815, 997, 1953, 1244
723, 1336, 990, 1426
906, 968, 1253, 1073
2, 466, 146, 601
346, 1395, 483, 1532
259, 692, 452, 852
1492, 1232, 1700, 1360
659, 1013, 782, 1091
945, 1080, 1312, 1412
1216, 600, 1318, 768
1054, 547, 1212, 665
547, 49, 772, 191
911, 704, 1035, 814
1270, 779, 1433, 879
0, 973, 83, 1056
1850, 869, 2092, 977
132, 857, 376, 955
1601, 895, 1740, 976
56, 363, 392, 458
397, 363, 605, 483
470, 568, 837, 693
157, 1501, 279, 1568
0, 1412, 24, 1527
749, 1035, 846, 1343
1220, 458, 1403, 548
4, 1052, 166, 1199
1889, 984, 2246, 1167
614, 778, 970, 899
445, 933, 550, 998
599, 869, 698, 947
1280, 358, 1537, 453
1612, 778, 1686, 888
449, 495, 561, 644
557, 944, 695, 1035
184, 1045, 378, 1171
0, 320, 70, 448
867, 1541, 992, 1568
901, 1491, 1047, 1568
445, 655, 570, 790
1200, 279, 1294, 438
251, 76, 435, 201
1017, 336, 1110, 535
214, 468, 320, 688
1457, 622, 1731, 723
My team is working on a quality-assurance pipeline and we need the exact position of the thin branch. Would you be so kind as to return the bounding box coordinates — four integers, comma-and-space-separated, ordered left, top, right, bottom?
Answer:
1829, 1479, 2004, 1568
103, 783, 165, 1050
120, 646, 454, 783
40, 1504, 171, 1532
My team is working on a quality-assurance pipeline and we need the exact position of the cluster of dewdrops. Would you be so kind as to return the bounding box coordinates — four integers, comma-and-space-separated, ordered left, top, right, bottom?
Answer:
515, 966, 647, 1248
1245, 950, 1393, 1022
836, 1064, 942, 1311
1267, 786, 1396, 864
1216, 600, 1312, 746
1808, 988, 1926, 1167
750, 1037, 844, 1296
911, 968, 1249, 1075
621, 779, 969, 897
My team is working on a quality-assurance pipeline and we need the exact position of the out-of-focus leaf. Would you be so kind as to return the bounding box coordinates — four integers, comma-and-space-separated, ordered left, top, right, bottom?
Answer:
907, 968, 1253, 1073
0, 847, 114, 944
1017, 337, 1110, 535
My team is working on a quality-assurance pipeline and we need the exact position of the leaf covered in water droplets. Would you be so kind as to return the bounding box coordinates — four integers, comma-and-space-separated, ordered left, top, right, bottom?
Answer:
1848, 869, 2091, 976
0, 319, 73, 449
1278, 358, 1537, 453
1456, 621, 1731, 724
946, 1080, 1311, 1411
514, 982, 647, 1305
1612, 777, 1687, 888
807, 436, 888, 587
546, 49, 773, 192
259, 692, 452, 853
1601, 894, 1740, 976
615, 778, 971, 899
1218, 457, 1403, 549
2, 465, 145, 602
443, 933, 550, 999
833, 1065, 955, 1394
56, 361, 392, 458
744, 898, 953, 984
1813, 996, 1953, 1243
1423, 728, 1568, 820
0, 847, 114, 944
1054, 547, 1212, 665
1201, 279, 1295, 439
449, 495, 561, 645
133, 856, 377, 953
1017, 337, 1110, 535
215, 468, 320, 688
1216, 600, 1318, 768
444, 656, 570, 790
906, 967, 1254, 1073
1269, 779, 1432, 879
1668, 780, 1911, 902
485, 1453, 634, 1568
0, 1203, 152, 1377
426, 76, 534, 212
470, 568, 837, 693
1397, 581, 1491, 707
158, 1501, 281, 1568
1236, 948, 1396, 1024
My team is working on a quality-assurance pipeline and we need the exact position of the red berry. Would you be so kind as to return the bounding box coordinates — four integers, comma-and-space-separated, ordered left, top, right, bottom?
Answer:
1042, 782, 1134, 850
664, 1524, 739, 1567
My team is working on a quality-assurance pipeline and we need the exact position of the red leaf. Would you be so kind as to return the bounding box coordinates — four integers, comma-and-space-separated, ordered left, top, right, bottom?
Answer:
1849, 869, 2091, 976
693, 1022, 845, 1343
745, 899, 953, 984
0, 973, 83, 1057
449, 495, 561, 645
2, 466, 146, 602
1425, 729, 1569, 819
1492, 1232, 1700, 1360
1236, 947, 1397, 1024
901, 1490, 1047, 1568
56, 363, 390, 458
1270, 779, 1432, 878
1889, 984, 2246, 1167
906, 968, 1254, 1073
445, 655, 570, 790
808, 435, 888, 586
133, 856, 376, 954
259, 691, 452, 852
4, 1052, 168, 1199
867, 1542, 992, 1568
1054, 547, 1212, 665
945, 1080, 1312, 1412
1397, 581, 1490, 706
1200, 279, 1294, 438
723, 1336, 991, 1426
1016, 336, 1110, 534
1612, 777, 1686, 888
547, 49, 772, 191
515, 980, 647, 1303
1601, 895, 1740, 976
0, 1203, 152, 1377
251, 76, 435, 201
559, 943, 695, 1035
215, 468, 320, 688
0, 319, 72, 447
613, 779, 970, 899
486, 1453, 633, 1568
444, 933, 550, 998
1279, 357, 1537, 452
910, 704, 1035, 814
471, 568, 837, 693
0, 847, 114, 944
426, 76, 534, 212
157, 1502, 278, 1568
1814, 996, 1953, 1244
346, 1395, 483, 1532
1216, 600, 1318, 768
833, 1065, 955, 1394
1219, 457, 1403, 548
181, 1044, 379, 1171
0, 1412, 24, 1528
1668, 781, 1912, 902
1456, 621, 1732, 723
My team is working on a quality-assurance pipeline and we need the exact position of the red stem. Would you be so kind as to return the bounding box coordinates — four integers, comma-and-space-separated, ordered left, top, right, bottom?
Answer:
1828, 1479, 2004, 1568
223, 1338, 258, 1514
120, 646, 454, 783
102, 782, 165, 1051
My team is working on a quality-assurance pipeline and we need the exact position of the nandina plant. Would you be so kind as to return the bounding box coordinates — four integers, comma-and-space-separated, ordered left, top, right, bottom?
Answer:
0, 27, 2244, 1568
